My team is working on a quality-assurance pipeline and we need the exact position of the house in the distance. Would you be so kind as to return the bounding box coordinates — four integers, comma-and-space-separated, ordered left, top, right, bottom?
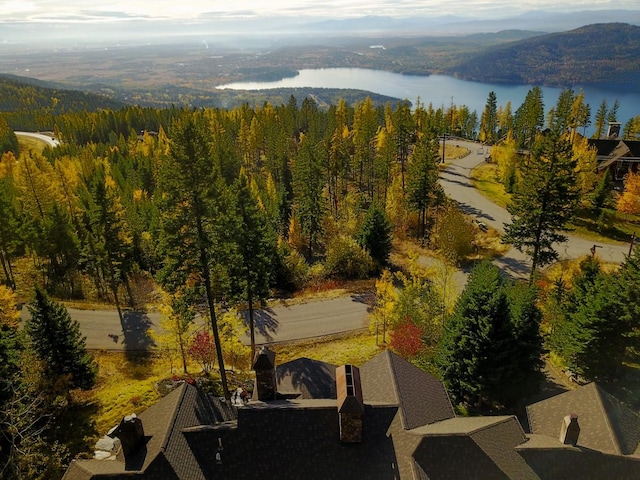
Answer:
63, 348, 640, 480
589, 122, 640, 190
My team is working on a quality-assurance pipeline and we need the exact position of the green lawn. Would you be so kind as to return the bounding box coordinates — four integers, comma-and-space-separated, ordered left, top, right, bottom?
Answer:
470, 163, 640, 244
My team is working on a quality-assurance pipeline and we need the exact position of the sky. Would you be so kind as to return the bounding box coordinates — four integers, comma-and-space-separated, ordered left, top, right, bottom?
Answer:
2, 0, 640, 24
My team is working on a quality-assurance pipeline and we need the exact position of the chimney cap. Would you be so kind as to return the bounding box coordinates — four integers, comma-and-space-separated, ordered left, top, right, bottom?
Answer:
252, 346, 276, 371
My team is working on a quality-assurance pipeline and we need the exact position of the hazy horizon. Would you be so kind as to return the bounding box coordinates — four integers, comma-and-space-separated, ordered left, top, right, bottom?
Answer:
1, 1, 640, 48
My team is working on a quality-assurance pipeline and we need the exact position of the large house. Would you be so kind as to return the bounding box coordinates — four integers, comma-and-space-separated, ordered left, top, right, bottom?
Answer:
63, 348, 640, 480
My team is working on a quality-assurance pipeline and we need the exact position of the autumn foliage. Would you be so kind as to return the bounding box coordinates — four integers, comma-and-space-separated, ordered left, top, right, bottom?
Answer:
390, 318, 424, 360
616, 170, 640, 215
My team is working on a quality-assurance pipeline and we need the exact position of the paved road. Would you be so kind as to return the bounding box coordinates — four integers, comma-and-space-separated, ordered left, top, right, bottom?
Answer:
439, 139, 630, 278
15, 131, 61, 148
19, 296, 371, 351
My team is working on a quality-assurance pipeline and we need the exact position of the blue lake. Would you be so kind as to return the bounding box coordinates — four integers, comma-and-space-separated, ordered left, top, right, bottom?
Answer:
218, 68, 640, 135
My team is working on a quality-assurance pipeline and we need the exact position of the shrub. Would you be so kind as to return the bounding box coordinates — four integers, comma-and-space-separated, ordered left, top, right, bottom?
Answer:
324, 236, 374, 280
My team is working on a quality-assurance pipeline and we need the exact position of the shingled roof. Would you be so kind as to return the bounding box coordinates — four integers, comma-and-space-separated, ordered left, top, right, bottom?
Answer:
64, 352, 640, 480
527, 382, 640, 456
360, 349, 455, 429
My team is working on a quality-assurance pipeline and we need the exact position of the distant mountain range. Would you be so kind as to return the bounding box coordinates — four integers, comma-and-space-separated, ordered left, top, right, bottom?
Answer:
446, 23, 640, 87
1, 10, 639, 48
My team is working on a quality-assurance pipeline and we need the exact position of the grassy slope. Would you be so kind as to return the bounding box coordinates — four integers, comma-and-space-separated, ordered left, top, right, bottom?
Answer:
470, 162, 640, 244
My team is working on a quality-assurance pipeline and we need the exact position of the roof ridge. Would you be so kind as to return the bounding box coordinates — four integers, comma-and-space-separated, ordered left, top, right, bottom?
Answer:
592, 383, 623, 456
468, 415, 519, 436
160, 382, 190, 453
384, 350, 404, 423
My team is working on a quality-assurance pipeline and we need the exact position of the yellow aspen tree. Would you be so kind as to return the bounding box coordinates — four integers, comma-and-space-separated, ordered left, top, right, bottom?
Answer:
370, 269, 397, 346
617, 170, 640, 216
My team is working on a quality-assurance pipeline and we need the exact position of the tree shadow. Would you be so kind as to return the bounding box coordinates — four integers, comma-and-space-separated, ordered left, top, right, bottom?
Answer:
242, 308, 279, 343
449, 199, 496, 222
492, 255, 531, 279
350, 293, 375, 312
120, 310, 155, 364
275, 358, 337, 399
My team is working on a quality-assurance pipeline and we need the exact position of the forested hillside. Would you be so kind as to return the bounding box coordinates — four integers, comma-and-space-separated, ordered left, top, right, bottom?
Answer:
0, 75, 124, 130
449, 23, 640, 87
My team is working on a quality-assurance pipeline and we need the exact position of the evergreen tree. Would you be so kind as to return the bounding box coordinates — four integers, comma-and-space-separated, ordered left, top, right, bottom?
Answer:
406, 135, 440, 242
438, 262, 543, 408
292, 132, 326, 260
549, 258, 629, 380
514, 87, 544, 148
357, 203, 392, 271
438, 262, 514, 408
592, 99, 608, 139
157, 113, 231, 399
504, 133, 579, 279
25, 288, 96, 390
479, 91, 498, 143
227, 173, 276, 359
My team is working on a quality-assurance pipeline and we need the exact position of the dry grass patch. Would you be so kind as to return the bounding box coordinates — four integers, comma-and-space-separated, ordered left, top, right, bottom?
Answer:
90, 351, 186, 434
271, 331, 382, 367
469, 163, 511, 208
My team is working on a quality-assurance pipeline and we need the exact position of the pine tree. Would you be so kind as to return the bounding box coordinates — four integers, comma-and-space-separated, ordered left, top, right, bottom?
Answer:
479, 91, 498, 143
357, 203, 392, 271
514, 87, 544, 148
406, 134, 440, 242
227, 173, 276, 359
504, 133, 579, 279
592, 99, 608, 139
25, 288, 96, 390
157, 113, 231, 399
438, 261, 543, 408
549, 258, 628, 380
438, 261, 513, 408
292, 132, 326, 260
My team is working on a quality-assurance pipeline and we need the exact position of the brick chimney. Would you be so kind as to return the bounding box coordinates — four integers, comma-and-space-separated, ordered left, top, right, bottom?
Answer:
559, 413, 580, 446
252, 346, 276, 401
113, 414, 145, 458
336, 364, 364, 443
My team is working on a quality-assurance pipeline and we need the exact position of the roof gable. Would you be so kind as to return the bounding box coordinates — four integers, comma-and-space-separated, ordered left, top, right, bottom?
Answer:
411, 416, 537, 480
527, 382, 640, 455
361, 350, 455, 429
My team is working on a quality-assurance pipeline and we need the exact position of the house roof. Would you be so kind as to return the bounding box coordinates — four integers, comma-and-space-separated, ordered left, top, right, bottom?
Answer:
590, 139, 640, 171
360, 349, 455, 429
275, 357, 337, 399
410, 416, 538, 480
63, 382, 236, 480
526, 382, 640, 456
64, 352, 640, 480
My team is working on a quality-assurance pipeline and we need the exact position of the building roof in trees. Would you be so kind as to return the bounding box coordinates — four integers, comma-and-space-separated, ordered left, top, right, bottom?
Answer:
63, 352, 640, 480
591, 139, 640, 172
527, 382, 640, 456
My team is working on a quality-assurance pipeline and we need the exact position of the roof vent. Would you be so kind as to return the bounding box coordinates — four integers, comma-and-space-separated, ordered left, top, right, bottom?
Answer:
560, 413, 580, 446
336, 365, 364, 443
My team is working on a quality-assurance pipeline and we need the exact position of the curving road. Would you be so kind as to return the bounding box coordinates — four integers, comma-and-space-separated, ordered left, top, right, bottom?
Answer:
439, 139, 630, 278
15, 131, 61, 148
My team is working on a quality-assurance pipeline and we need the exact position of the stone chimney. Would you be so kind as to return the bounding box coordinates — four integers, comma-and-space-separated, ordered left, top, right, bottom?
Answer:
252, 346, 276, 401
607, 122, 621, 138
559, 413, 580, 446
113, 414, 145, 458
336, 364, 364, 443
